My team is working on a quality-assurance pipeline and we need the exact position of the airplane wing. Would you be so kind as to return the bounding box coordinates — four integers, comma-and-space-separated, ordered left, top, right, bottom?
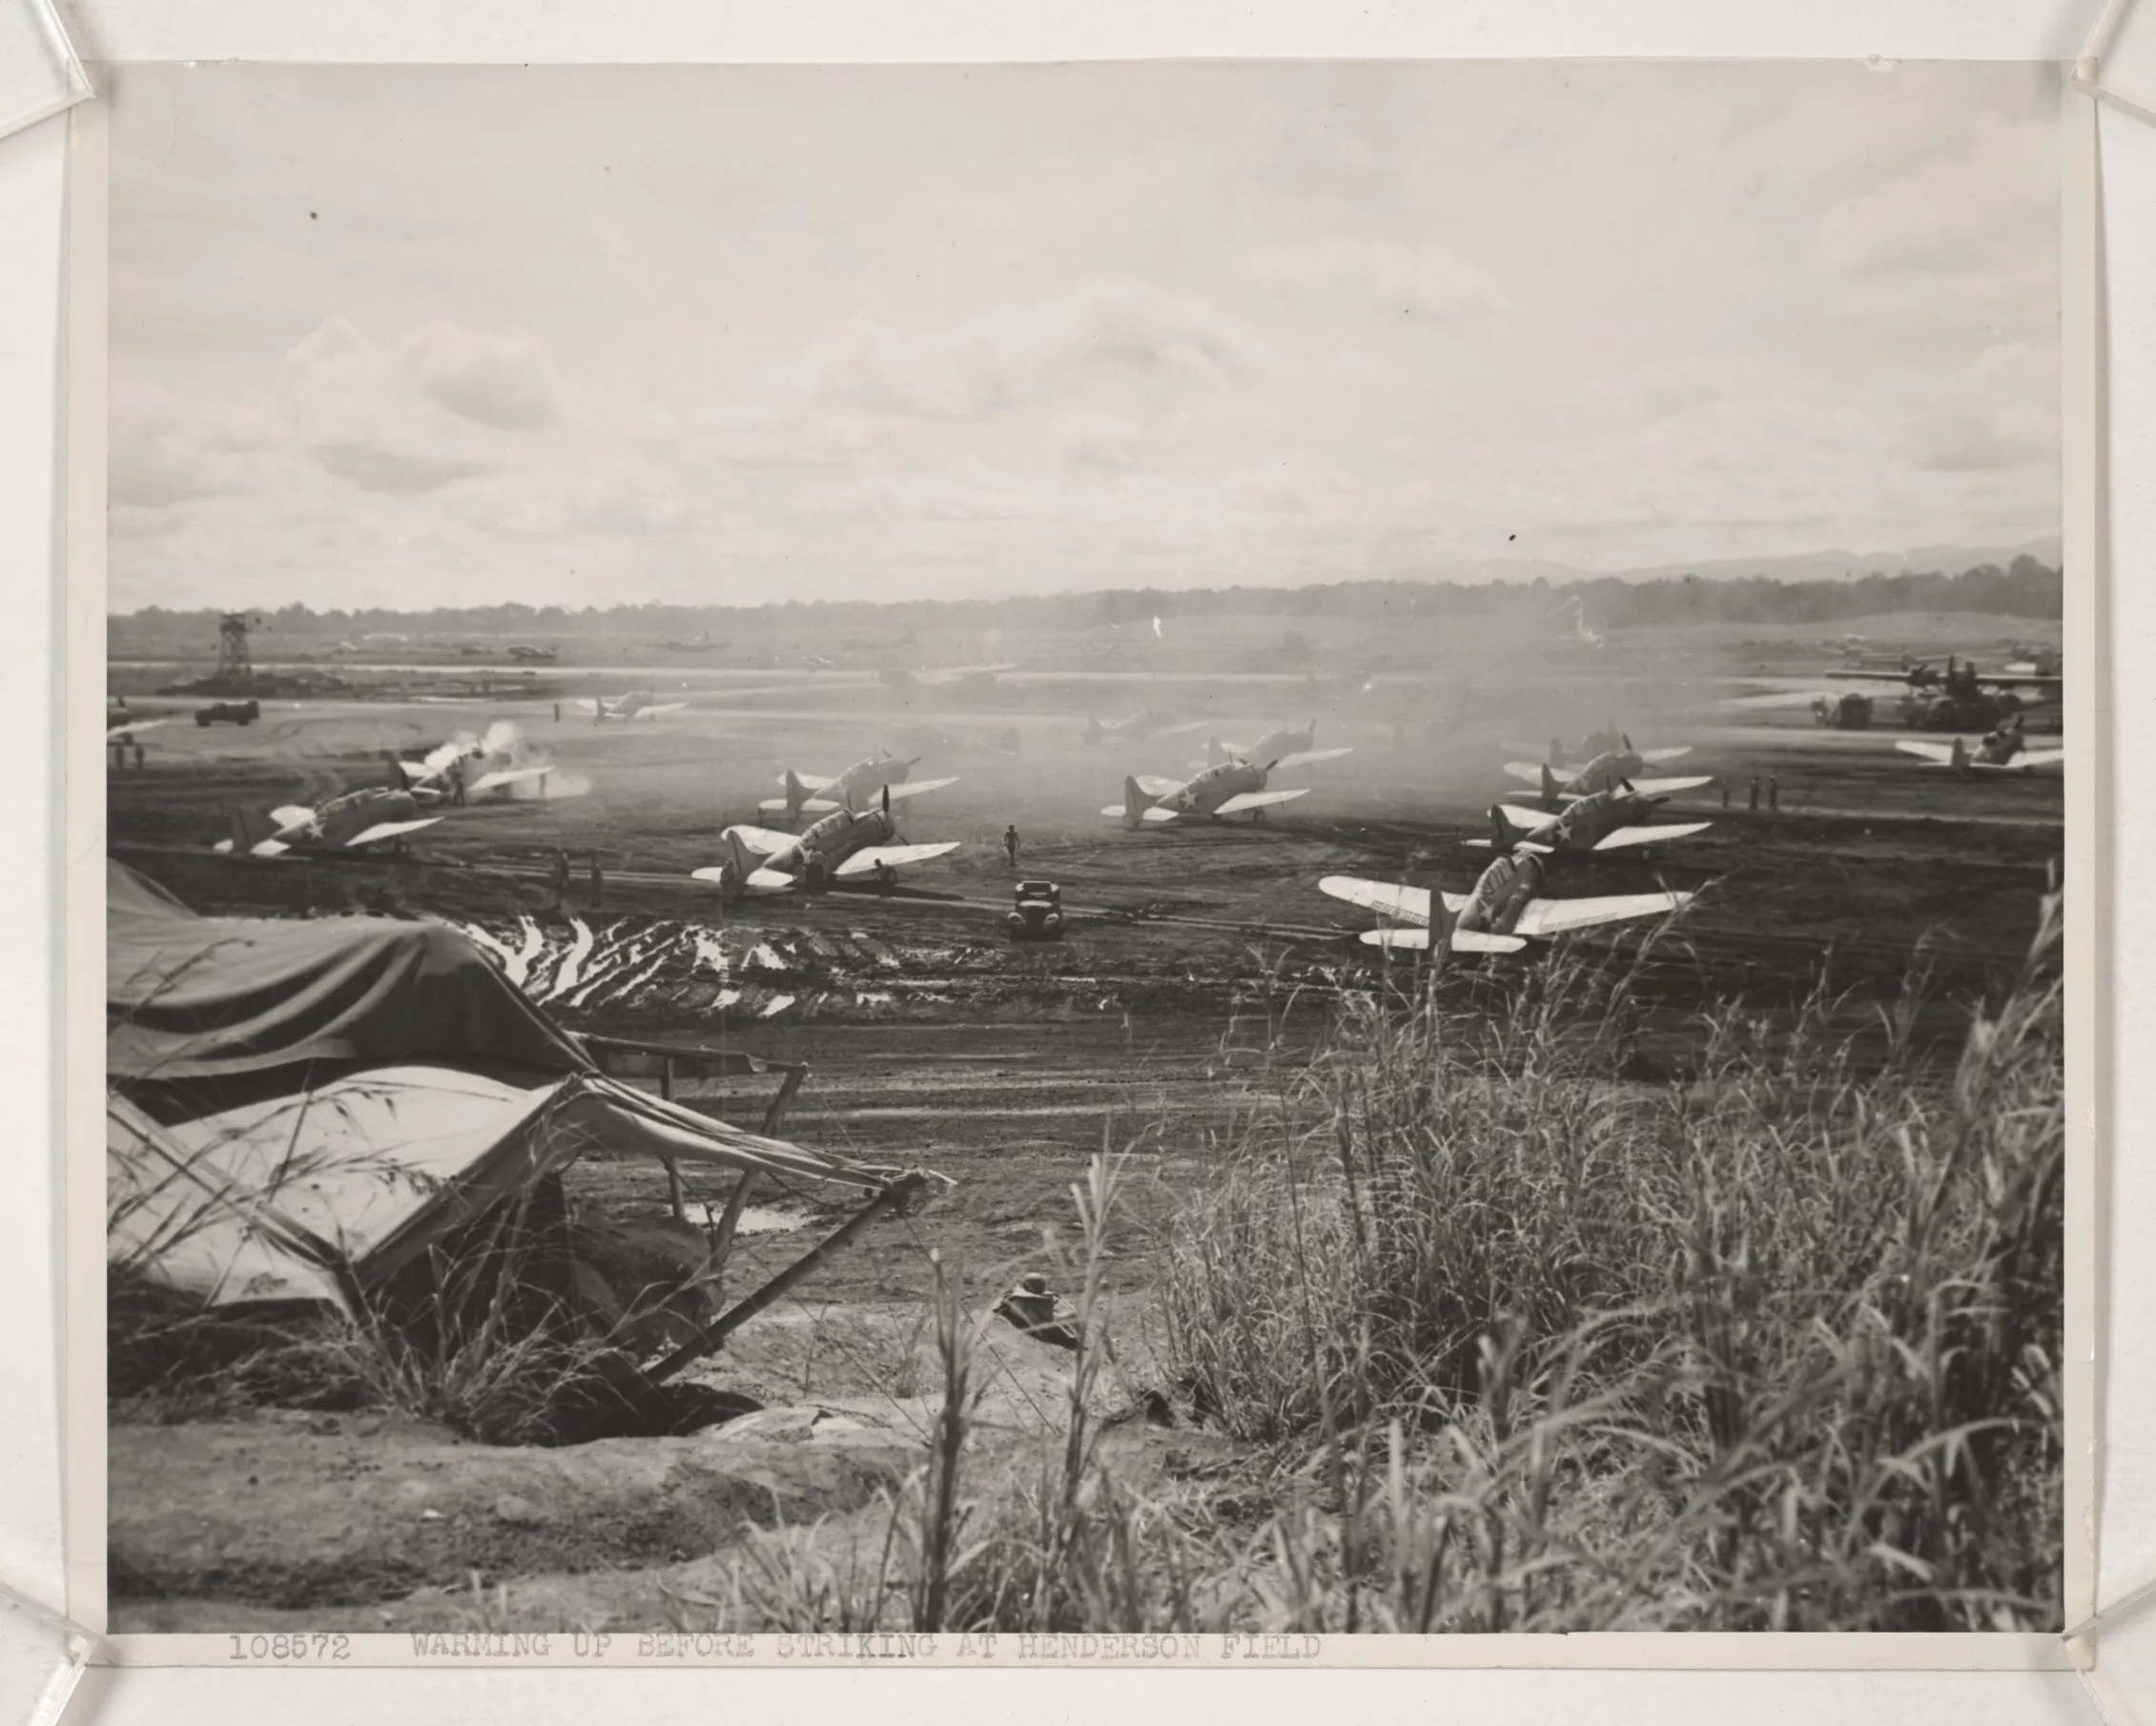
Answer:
467, 766, 550, 794
571, 699, 605, 715
1896, 741, 1959, 766
1132, 775, 1183, 798
1514, 891, 1694, 939
690, 864, 796, 893
1319, 875, 1431, 925
1989, 750, 2065, 771
776, 772, 835, 792
642, 703, 688, 716
270, 805, 318, 831
1502, 761, 1550, 786
1276, 747, 1353, 771
1357, 927, 1527, 955
1496, 804, 1561, 833
107, 718, 170, 737
1637, 747, 1694, 764
882, 776, 960, 803
340, 816, 442, 850
833, 841, 962, 878
1590, 821, 1712, 853
725, 825, 801, 859
1213, 788, 1311, 815
1627, 774, 1715, 798
758, 796, 842, 815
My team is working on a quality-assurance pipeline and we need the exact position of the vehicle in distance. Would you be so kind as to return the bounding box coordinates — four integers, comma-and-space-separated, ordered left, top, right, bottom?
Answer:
195, 700, 261, 727
1009, 881, 1065, 942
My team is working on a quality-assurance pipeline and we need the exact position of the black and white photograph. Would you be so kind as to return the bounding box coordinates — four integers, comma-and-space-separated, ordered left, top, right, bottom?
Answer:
93, 59, 2070, 1647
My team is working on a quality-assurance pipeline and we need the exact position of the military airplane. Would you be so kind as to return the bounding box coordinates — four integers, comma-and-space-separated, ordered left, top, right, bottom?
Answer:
1828, 653, 2060, 700
1504, 737, 1710, 802
214, 788, 441, 857
1103, 757, 1311, 827
694, 786, 958, 899
1320, 853, 1693, 955
1895, 713, 2064, 774
106, 708, 172, 741
1201, 720, 1353, 772
888, 720, 1021, 759
386, 741, 552, 804
574, 691, 688, 722
507, 644, 558, 663
1083, 710, 1205, 749
1468, 784, 1713, 857
760, 750, 960, 819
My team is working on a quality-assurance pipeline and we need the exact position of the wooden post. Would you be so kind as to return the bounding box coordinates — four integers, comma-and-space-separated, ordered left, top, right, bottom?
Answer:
646, 1173, 924, 1386
660, 1056, 687, 1223
760, 1063, 809, 1138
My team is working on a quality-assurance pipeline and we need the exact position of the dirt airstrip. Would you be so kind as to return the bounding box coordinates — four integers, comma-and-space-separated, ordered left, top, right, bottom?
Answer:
103, 632, 2064, 1630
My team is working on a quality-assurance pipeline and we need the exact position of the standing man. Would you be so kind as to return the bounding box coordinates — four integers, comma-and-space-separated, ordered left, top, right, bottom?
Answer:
133, 741, 146, 771
553, 701, 561, 723
1003, 824, 1021, 870
1720, 778, 1731, 810
1768, 775, 1780, 813
1747, 776, 1761, 812
550, 849, 570, 913
589, 854, 605, 908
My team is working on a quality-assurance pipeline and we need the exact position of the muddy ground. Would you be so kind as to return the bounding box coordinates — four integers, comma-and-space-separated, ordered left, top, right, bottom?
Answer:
103, 627, 2064, 1630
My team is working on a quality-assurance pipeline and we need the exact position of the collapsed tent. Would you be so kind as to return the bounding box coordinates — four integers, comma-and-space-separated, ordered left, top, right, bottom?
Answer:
106, 861, 928, 1394
109, 858, 589, 1081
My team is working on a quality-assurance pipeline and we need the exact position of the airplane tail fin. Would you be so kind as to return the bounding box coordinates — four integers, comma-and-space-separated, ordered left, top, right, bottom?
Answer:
782, 769, 811, 815
1427, 888, 1457, 977
226, 804, 276, 855
1490, 801, 1520, 852
1540, 763, 1562, 810
1207, 737, 1229, 768
1123, 775, 1159, 830
717, 829, 758, 900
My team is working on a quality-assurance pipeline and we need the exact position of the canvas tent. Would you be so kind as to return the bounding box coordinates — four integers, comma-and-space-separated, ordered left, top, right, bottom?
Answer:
106, 862, 928, 1387
109, 857, 588, 1082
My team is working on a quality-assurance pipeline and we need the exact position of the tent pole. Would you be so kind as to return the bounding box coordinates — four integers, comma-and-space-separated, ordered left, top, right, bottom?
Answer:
645, 1172, 924, 1386
660, 1056, 687, 1223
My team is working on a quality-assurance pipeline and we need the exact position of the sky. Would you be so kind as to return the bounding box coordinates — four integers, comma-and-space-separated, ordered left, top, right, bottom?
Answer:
106, 61, 2064, 613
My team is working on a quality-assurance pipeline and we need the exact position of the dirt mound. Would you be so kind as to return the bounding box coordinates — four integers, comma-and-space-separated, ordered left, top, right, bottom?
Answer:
109, 1404, 921, 1612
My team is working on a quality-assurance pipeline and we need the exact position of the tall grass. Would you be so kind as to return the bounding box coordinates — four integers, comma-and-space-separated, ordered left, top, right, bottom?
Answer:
712, 895, 2062, 1634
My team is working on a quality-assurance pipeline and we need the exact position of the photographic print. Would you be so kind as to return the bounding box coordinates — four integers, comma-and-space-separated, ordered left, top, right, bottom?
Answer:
89, 60, 2070, 1651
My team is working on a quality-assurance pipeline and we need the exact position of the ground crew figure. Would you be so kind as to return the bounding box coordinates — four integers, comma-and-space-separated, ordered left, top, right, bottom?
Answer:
550, 849, 570, 912
133, 742, 146, 771
1748, 776, 1761, 812
450, 759, 467, 806
1768, 775, 1780, 813
589, 855, 604, 907
1004, 824, 1021, 869
553, 701, 562, 723
1720, 779, 1731, 810
112, 739, 126, 771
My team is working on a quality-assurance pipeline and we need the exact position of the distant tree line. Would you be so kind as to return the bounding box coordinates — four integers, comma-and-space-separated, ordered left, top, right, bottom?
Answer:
109, 557, 2062, 642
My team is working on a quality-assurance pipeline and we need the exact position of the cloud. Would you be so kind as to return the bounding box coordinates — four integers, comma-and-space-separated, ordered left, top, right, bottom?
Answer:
1248, 236, 1503, 320
1810, 120, 2056, 320
401, 322, 569, 430
275, 316, 573, 495
1052, 411, 1141, 470
791, 278, 1271, 421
